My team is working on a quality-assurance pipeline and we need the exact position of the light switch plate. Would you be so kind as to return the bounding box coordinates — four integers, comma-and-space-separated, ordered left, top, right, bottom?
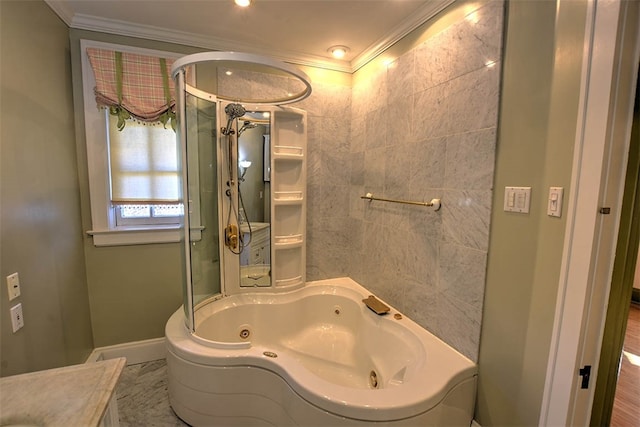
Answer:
6, 272, 20, 301
547, 187, 564, 217
504, 187, 531, 213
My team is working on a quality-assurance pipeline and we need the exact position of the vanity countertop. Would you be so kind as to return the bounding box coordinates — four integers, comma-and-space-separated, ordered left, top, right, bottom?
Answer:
0, 357, 126, 427
240, 222, 269, 234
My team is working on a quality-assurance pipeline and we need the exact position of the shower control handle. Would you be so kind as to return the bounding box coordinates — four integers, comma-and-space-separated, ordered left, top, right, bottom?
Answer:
225, 224, 238, 250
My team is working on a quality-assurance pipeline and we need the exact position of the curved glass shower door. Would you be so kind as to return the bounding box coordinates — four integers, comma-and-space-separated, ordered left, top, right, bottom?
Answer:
182, 90, 223, 325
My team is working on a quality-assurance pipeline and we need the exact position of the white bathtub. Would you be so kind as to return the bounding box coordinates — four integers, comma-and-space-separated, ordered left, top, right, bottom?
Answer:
165, 277, 477, 426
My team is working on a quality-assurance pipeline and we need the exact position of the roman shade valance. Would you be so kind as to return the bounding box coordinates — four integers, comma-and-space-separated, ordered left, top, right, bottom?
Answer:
86, 47, 176, 130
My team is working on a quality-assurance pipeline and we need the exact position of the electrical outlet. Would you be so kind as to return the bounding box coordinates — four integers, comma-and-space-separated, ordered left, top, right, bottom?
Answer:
10, 303, 24, 332
6, 272, 20, 301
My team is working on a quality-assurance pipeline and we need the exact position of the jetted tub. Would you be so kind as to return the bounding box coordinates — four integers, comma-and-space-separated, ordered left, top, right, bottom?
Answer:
165, 277, 477, 426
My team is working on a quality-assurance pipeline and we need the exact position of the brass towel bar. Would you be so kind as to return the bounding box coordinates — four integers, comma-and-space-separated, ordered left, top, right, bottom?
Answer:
360, 192, 441, 211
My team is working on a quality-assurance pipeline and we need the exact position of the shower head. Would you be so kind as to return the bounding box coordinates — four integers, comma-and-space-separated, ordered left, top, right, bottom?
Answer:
223, 103, 246, 135
238, 121, 258, 136
225, 103, 246, 119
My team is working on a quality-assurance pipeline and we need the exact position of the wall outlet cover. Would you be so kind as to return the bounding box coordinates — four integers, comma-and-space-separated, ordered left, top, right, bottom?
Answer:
10, 303, 24, 332
6, 272, 20, 301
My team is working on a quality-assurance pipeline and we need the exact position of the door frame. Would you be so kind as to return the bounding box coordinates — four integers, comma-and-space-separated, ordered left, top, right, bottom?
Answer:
590, 75, 640, 426
539, 0, 640, 425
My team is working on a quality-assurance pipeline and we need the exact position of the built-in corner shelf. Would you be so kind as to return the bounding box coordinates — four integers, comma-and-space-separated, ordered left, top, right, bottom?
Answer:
274, 191, 304, 205
273, 145, 304, 159
271, 109, 306, 289
275, 275, 304, 288
273, 234, 304, 248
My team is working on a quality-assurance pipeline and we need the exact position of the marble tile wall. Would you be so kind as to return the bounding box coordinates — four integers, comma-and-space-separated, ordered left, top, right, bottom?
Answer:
308, 1, 503, 362
199, 0, 503, 362
297, 81, 353, 280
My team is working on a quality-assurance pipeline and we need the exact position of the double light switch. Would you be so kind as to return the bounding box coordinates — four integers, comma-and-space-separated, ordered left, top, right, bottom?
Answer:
504, 187, 531, 213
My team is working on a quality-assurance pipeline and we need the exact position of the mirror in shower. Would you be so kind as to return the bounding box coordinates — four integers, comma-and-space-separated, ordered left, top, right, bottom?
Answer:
237, 111, 271, 287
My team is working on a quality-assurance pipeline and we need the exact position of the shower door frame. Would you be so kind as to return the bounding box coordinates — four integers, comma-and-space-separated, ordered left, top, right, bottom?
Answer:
177, 74, 228, 333
176, 70, 195, 332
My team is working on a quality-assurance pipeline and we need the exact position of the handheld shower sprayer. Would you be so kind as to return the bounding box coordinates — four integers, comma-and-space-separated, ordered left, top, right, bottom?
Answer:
238, 120, 258, 136
222, 103, 246, 135
220, 102, 250, 254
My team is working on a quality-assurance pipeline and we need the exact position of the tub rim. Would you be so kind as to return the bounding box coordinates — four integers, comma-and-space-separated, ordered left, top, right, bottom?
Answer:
165, 277, 477, 421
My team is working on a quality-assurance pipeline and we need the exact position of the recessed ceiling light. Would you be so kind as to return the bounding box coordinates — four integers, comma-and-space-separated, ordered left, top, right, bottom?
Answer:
234, 0, 251, 7
328, 46, 349, 59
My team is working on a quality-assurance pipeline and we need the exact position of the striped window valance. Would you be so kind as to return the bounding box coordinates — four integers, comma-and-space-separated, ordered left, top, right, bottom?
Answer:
86, 48, 176, 131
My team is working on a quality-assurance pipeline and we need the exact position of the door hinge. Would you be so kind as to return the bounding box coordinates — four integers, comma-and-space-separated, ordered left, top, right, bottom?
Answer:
599, 207, 611, 214
579, 365, 592, 389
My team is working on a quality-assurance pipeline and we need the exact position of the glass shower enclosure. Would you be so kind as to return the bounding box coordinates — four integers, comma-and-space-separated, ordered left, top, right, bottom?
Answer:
172, 52, 311, 333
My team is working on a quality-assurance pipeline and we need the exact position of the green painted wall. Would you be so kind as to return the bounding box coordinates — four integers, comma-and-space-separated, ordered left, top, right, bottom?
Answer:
0, 0, 94, 376
68, 30, 203, 347
476, 1, 588, 424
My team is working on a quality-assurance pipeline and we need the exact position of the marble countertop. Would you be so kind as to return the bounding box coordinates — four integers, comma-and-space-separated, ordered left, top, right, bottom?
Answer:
0, 357, 126, 427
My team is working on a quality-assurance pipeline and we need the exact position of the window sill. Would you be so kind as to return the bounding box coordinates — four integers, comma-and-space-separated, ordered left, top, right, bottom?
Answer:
88, 225, 203, 247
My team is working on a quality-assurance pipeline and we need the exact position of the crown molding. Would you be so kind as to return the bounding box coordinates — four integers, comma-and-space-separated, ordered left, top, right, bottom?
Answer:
351, 0, 456, 71
43, 0, 74, 26
45, 0, 457, 74
68, 13, 353, 73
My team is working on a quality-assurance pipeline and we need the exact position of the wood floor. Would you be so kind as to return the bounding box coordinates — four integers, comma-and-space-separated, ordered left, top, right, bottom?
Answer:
610, 302, 640, 427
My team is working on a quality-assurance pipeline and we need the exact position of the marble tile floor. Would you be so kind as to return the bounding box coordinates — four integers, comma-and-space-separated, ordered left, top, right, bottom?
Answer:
116, 359, 189, 426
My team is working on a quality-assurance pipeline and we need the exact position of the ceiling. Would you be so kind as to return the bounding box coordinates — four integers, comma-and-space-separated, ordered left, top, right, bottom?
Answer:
45, 0, 454, 73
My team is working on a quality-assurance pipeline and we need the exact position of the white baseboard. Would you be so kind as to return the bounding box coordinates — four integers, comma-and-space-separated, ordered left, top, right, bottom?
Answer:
471, 420, 482, 427
85, 337, 166, 365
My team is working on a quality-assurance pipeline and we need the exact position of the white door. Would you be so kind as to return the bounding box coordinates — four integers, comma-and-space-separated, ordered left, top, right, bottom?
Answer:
540, 0, 640, 425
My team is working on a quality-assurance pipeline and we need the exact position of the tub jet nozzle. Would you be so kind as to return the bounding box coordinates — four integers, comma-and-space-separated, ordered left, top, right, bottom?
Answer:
369, 370, 379, 389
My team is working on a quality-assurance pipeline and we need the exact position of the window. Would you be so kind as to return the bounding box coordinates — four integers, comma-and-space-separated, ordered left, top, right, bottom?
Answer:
116, 204, 184, 226
81, 40, 189, 246
107, 114, 183, 226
